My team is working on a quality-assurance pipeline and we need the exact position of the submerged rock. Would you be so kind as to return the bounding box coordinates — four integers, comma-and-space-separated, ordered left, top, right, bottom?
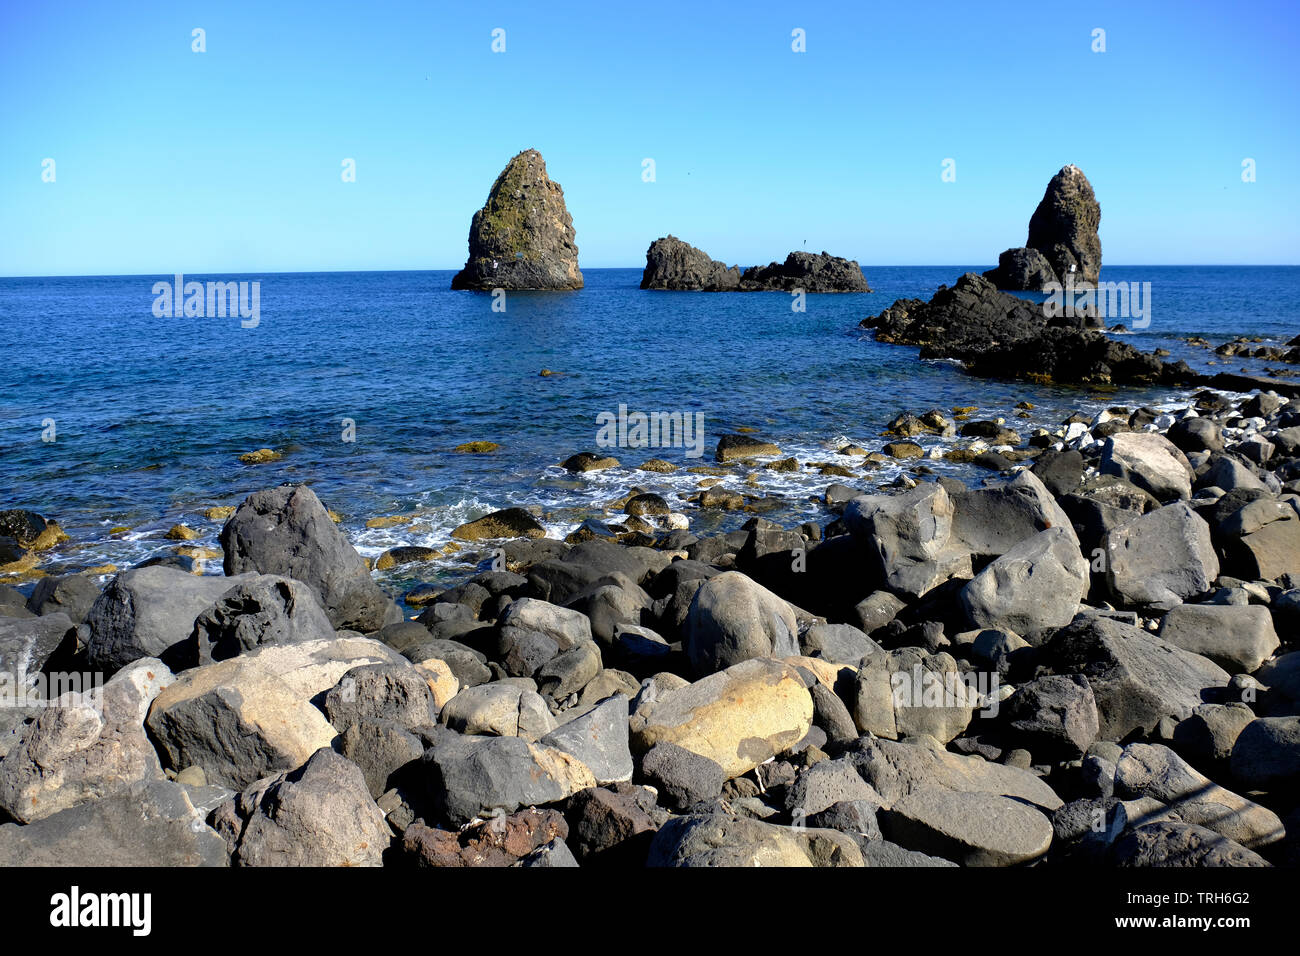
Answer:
451, 149, 583, 291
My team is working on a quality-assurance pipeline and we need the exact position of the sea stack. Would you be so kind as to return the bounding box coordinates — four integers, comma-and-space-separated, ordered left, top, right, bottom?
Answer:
985, 165, 1101, 290
641, 236, 870, 292
451, 149, 583, 291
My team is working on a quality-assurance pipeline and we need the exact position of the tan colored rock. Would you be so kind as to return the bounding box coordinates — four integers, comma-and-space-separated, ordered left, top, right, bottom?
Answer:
415, 658, 459, 708
630, 657, 812, 778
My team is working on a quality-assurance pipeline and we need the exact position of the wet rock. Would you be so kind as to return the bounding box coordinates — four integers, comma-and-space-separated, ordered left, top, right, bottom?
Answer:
450, 507, 547, 541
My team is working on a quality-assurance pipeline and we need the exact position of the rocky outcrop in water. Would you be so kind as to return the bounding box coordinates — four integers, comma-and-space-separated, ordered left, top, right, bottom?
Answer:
861, 272, 1189, 387
641, 236, 870, 292
984, 165, 1102, 290
451, 149, 583, 291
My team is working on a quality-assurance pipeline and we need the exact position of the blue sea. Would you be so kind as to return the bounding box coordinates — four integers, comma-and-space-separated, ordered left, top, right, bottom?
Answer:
1, 266, 1296, 595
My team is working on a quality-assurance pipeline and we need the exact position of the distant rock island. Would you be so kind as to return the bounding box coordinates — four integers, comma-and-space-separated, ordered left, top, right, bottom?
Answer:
984, 165, 1102, 291
641, 236, 870, 292
451, 149, 583, 291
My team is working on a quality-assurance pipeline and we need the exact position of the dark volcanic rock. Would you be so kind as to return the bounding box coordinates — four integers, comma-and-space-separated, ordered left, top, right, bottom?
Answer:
220, 484, 400, 633
641, 236, 741, 290
983, 247, 1058, 291
1026, 165, 1102, 285
739, 251, 871, 293
641, 236, 869, 292
451, 149, 583, 291
861, 272, 1186, 387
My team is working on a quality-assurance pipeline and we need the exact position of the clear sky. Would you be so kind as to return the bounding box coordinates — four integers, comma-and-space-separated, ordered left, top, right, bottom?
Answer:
2, 0, 1297, 275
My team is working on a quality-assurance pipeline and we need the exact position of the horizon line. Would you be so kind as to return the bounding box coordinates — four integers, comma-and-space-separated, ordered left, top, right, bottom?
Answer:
4, 263, 1298, 280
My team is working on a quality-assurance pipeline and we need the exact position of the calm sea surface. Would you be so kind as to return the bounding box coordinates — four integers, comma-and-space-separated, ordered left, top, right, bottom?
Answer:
1, 266, 1295, 592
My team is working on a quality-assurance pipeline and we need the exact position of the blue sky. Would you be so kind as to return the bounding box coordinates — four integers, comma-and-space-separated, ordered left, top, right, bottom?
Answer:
1, 0, 1297, 275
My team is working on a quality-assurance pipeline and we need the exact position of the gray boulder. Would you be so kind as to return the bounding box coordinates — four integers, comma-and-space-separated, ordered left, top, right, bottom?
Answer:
960, 526, 1089, 633
844, 483, 972, 599
1043, 617, 1229, 741
1230, 716, 1300, 790
25, 573, 102, 623
1157, 604, 1279, 674
1111, 821, 1269, 867
84, 567, 256, 673
215, 748, 390, 866
0, 779, 229, 866
682, 571, 799, 676
1102, 503, 1219, 609
638, 742, 725, 811
880, 787, 1054, 866
540, 694, 633, 785
186, 574, 336, 666
1100, 433, 1194, 501
323, 662, 439, 732
220, 484, 400, 632
1004, 674, 1099, 760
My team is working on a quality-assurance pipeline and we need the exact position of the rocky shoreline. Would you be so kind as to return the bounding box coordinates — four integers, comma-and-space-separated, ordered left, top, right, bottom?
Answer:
1, 380, 1298, 867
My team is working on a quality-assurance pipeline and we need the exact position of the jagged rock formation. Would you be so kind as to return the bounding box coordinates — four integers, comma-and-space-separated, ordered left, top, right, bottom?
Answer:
861, 272, 1192, 387
640, 236, 742, 290
451, 149, 583, 291
985, 165, 1102, 291
641, 237, 870, 292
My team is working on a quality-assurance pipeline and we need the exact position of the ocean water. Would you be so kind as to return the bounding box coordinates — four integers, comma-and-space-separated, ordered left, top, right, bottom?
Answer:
1, 266, 1296, 595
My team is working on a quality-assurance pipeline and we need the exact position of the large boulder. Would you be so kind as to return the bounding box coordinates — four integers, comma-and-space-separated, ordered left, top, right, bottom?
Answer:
1230, 717, 1300, 790
959, 526, 1089, 634
213, 748, 390, 866
844, 483, 973, 599
220, 484, 399, 632
540, 695, 633, 785
1003, 674, 1100, 760
439, 682, 557, 739
0, 779, 229, 866
1100, 433, 1194, 501
1102, 503, 1219, 609
852, 648, 980, 744
629, 657, 813, 779
847, 736, 1063, 812
1042, 617, 1230, 741
0, 658, 173, 822
1157, 604, 1279, 674
83, 568, 257, 673
982, 246, 1058, 291
1111, 821, 1269, 867
422, 732, 596, 826
24, 572, 102, 623
949, 469, 1077, 559
1114, 743, 1283, 849
450, 148, 583, 291
184, 574, 336, 666
1025, 164, 1102, 285
880, 787, 1053, 866
682, 571, 799, 675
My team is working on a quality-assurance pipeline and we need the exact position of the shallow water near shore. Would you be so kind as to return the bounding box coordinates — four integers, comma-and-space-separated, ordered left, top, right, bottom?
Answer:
1, 266, 1296, 592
